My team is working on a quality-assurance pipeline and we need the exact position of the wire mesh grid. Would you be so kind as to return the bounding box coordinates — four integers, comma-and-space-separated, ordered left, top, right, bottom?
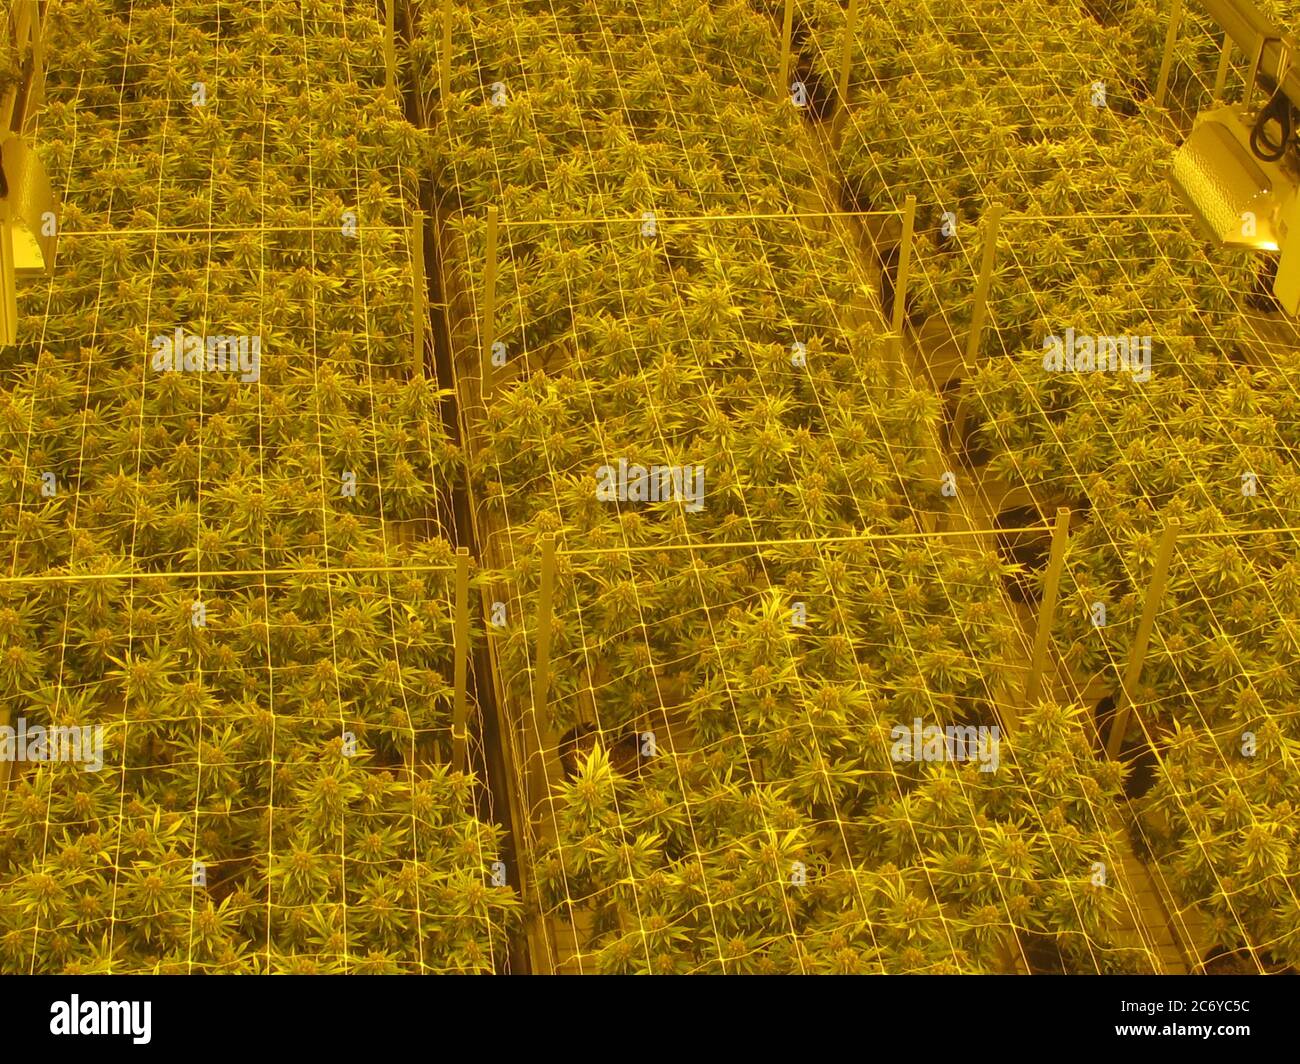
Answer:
411, 0, 1274, 973
0, 0, 518, 974
3, 0, 1298, 976
787, 0, 1300, 971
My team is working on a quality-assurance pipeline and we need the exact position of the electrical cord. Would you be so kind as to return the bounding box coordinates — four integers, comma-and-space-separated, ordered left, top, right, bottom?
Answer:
1249, 55, 1300, 165
1250, 84, 1295, 162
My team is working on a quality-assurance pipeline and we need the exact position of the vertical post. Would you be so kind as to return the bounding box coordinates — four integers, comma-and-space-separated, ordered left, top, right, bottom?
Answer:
452, 548, 470, 774
964, 203, 1003, 366
480, 205, 498, 402
779, 0, 795, 100
531, 535, 556, 724
529, 535, 557, 816
23, 0, 44, 131
383, 0, 397, 100
1106, 521, 1180, 760
1244, 37, 1265, 114
999, 933, 1030, 975
1025, 508, 1070, 707
891, 195, 917, 336
883, 331, 902, 389
409, 210, 426, 379
440, 0, 454, 101
830, 0, 859, 146
0, 704, 11, 789
4, 3, 28, 132
1213, 33, 1232, 101
0, 213, 17, 346
952, 395, 970, 461
1154, 0, 1184, 109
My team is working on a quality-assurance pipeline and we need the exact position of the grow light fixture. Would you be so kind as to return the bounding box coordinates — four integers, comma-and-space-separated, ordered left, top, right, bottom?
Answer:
1170, 2, 1300, 312
0, 0, 58, 345
1172, 107, 1286, 252
0, 136, 59, 342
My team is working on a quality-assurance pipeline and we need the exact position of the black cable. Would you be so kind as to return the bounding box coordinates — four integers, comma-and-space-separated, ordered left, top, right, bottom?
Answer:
1250, 84, 1295, 162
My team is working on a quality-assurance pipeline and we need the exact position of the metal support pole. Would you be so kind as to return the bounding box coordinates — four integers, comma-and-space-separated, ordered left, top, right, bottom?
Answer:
964, 204, 1002, 366
1155, 0, 1185, 109
383, 0, 397, 100
830, 0, 859, 146
481, 205, 498, 402
529, 535, 558, 816
410, 210, 426, 379
4, 1, 45, 134
1214, 32, 1233, 100
0, 214, 17, 346
0, 704, 11, 790
884, 331, 902, 364
1201, 0, 1300, 105
452, 548, 470, 773
891, 195, 917, 336
952, 395, 971, 460
1025, 508, 1070, 707
779, 0, 795, 100
531, 536, 555, 722
1106, 521, 1180, 760
440, 0, 454, 101
25, 0, 44, 131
